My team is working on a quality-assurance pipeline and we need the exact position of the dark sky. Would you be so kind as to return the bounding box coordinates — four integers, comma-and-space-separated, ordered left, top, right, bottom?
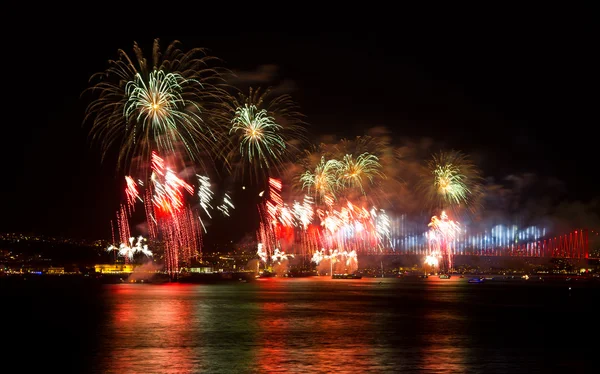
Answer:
3, 14, 596, 243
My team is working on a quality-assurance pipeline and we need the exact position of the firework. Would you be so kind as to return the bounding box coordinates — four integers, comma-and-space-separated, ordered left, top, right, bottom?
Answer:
310, 248, 358, 275
257, 171, 396, 270
424, 255, 438, 267
300, 156, 342, 202
315, 200, 388, 253
419, 150, 483, 214
257, 243, 268, 264
109, 148, 241, 277
230, 104, 286, 171
107, 236, 153, 261
221, 87, 308, 182
291, 134, 398, 210
271, 248, 294, 264
82, 38, 231, 176
120, 151, 204, 275
338, 152, 384, 193
231, 87, 308, 147
371, 207, 392, 249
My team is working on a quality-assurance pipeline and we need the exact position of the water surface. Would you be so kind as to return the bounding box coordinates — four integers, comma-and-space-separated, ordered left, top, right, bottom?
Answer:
5, 276, 596, 373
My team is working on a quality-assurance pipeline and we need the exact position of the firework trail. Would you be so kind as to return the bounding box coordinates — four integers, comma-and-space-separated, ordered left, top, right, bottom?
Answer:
148, 152, 203, 274
150, 151, 194, 216
196, 174, 214, 232
427, 210, 460, 272
256, 178, 309, 268
292, 195, 315, 230
144, 188, 158, 238
125, 176, 142, 212
197, 175, 214, 217
217, 193, 235, 216
371, 207, 392, 249
116, 205, 131, 258
256, 178, 284, 265
266, 177, 284, 224
155, 206, 204, 274
257, 243, 268, 264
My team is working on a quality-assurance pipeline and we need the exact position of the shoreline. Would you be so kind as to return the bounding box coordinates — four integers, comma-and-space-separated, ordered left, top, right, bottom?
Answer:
2, 272, 599, 286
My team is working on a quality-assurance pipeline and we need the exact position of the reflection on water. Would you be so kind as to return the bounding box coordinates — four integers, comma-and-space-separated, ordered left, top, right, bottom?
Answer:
98, 284, 197, 373
417, 280, 469, 373
96, 283, 264, 373
254, 278, 377, 372
7, 276, 596, 372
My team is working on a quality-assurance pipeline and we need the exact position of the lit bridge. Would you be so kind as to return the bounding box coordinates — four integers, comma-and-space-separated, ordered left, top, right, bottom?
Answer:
281, 228, 591, 259
364, 229, 590, 259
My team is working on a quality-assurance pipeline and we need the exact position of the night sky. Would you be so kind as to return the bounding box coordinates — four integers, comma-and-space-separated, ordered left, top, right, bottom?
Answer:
4, 15, 596, 244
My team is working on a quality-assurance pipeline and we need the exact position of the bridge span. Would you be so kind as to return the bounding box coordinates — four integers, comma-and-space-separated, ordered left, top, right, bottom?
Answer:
280, 229, 591, 259
363, 229, 590, 258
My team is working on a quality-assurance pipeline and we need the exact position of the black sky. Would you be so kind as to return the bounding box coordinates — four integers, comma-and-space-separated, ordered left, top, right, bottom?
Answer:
3, 12, 596, 243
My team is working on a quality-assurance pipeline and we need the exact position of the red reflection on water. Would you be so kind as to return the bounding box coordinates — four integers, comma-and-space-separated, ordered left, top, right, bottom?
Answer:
253, 278, 376, 372
101, 284, 197, 373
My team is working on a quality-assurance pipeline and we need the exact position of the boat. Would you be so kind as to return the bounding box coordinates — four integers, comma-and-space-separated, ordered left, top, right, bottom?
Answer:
439, 274, 451, 279
332, 273, 362, 279
468, 277, 485, 283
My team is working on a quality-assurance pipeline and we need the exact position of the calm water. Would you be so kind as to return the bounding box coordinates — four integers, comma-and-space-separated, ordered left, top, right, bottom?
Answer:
4, 276, 598, 373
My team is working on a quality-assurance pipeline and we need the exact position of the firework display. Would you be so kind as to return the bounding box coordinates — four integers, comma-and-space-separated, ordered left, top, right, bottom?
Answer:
106, 151, 227, 276
84, 39, 584, 279
255, 176, 393, 274
252, 137, 394, 274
